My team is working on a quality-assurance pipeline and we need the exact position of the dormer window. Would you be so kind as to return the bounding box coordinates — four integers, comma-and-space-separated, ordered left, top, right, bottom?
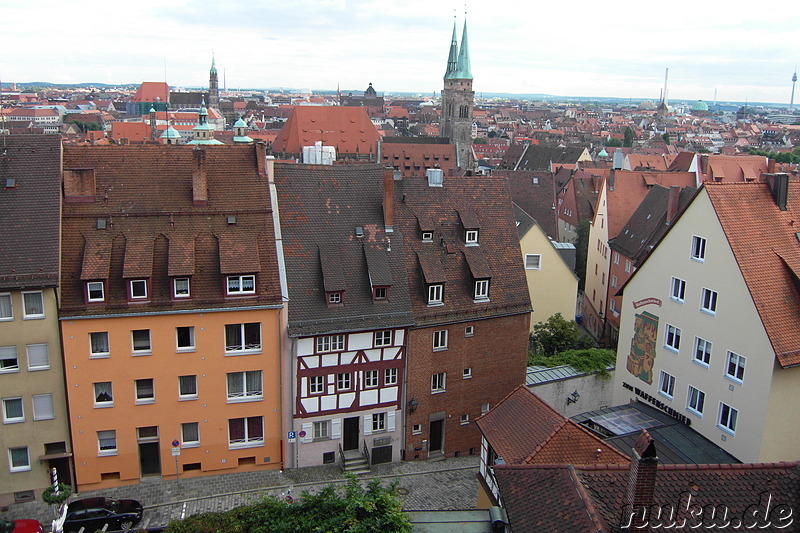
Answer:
474, 279, 490, 301
227, 275, 255, 295
129, 279, 148, 300
87, 281, 105, 303
327, 292, 342, 305
173, 278, 191, 298
465, 230, 479, 245
428, 284, 443, 306
422, 232, 433, 243
373, 286, 388, 301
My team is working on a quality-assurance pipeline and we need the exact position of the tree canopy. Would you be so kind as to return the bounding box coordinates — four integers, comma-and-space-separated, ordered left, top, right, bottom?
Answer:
529, 313, 593, 358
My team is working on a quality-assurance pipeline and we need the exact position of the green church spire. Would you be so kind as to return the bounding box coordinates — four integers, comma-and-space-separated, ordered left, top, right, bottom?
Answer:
444, 20, 459, 79
454, 19, 472, 80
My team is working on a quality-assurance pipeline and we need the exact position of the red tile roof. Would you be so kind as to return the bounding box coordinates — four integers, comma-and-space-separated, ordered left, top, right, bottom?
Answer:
272, 106, 380, 155
132, 82, 169, 103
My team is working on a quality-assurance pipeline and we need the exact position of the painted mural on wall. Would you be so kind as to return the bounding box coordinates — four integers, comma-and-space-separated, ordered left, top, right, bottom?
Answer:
626, 311, 659, 384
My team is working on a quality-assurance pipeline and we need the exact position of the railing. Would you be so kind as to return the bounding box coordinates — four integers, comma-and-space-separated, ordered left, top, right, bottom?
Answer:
338, 443, 345, 471
362, 440, 371, 470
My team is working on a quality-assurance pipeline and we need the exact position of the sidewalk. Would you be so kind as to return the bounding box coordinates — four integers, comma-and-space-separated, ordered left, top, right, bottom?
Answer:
2, 456, 481, 530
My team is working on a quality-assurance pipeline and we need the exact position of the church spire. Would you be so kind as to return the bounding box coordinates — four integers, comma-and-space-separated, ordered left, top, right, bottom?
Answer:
444, 18, 459, 79
454, 18, 473, 80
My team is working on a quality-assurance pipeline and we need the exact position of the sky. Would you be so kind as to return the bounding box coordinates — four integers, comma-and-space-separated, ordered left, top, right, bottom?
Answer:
2, 0, 799, 105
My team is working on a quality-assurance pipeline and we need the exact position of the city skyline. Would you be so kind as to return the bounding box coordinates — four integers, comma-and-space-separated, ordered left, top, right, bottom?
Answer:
2, 0, 798, 105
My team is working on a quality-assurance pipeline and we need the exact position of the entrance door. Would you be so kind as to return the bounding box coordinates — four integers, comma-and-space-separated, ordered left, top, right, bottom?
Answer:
139, 442, 161, 476
429, 419, 444, 453
343, 417, 360, 451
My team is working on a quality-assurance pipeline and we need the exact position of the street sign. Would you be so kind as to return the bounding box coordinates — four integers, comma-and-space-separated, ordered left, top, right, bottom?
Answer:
298, 430, 307, 438
172, 439, 180, 447
287, 431, 297, 443
171, 447, 181, 456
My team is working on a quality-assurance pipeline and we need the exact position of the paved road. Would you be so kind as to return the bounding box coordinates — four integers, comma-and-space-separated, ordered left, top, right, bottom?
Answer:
3, 456, 481, 530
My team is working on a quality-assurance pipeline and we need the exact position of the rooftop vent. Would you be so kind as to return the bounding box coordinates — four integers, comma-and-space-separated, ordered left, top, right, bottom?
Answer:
227, 215, 237, 225
355, 226, 364, 238
5, 178, 16, 189
96, 218, 107, 230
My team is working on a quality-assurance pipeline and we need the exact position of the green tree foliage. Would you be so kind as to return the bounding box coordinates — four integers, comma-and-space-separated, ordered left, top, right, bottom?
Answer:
747, 148, 800, 164
603, 138, 623, 147
163, 475, 411, 533
528, 348, 616, 376
472, 137, 488, 144
529, 313, 593, 357
623, 126, 634, 147
64, 120, 102, 133
662, 132, 670, 145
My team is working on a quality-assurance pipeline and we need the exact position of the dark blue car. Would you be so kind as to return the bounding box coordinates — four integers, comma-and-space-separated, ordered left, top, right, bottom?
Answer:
64, 497, 143, 532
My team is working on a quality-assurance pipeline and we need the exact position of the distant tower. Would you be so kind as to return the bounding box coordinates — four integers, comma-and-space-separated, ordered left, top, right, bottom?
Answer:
791, 69, 798, 112
209, 55, 219, 109
440, 18, 474, 170
656, 68, 669, 118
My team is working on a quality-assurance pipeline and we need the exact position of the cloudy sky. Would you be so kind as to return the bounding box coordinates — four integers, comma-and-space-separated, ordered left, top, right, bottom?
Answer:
3, 0, 798, 104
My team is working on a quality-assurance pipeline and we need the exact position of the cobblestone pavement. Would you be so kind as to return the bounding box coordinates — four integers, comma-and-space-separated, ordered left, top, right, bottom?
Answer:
2, 456, 481, 530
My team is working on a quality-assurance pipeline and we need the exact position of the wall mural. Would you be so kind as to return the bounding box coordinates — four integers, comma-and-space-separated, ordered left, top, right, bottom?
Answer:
626, 311, 659, 384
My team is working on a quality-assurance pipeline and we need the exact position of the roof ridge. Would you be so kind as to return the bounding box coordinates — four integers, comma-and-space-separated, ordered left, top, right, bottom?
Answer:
567, 465, 609, 532
522, 418, 569, 463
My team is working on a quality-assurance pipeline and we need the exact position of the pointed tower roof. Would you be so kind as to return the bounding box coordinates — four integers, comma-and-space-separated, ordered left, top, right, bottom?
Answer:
444, 20, 459, 79
453, 19, 473, 80
210, 54, 217, 75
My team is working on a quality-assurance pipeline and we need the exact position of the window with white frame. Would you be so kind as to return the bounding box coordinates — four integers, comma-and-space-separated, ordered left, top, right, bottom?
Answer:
97, 430, 117, 455
691, 235, 706, 261
178, 375, 198, 400
134, 379, 154, 403
26, 344, 49, 370
313, 420, 329, 440
465, 325, 474, 337
658, 371, 675, 399
309, 375, 325, 394
665, 324, 681, 352
0, 346, 19, 373
181, 422, 200, 447
624, 260, 632, 273
412, 424, 422, 435
22, 291, 44, 318
129, 279, 148, 299
525, 254, 541, 270
316, 334, 345, 353
422, 232, 433, 242
700, 288, 718, 314
463, 367, 472, 379
176, 326, 195, 351
87, 282, 105, 302
428, 284, 443, 305
173, 278, 190, 298
372, 412, 386, 432
0, 293, 12, 320
465, 229, 479, 245
613, 252, 619, 265
32, 394, 54, 421
474, 279, 489, 301
718, 402, 738, 434
373, 287, 388, 300
89, 332, 110, 358
226, 274, 255, 295
670, 277, 686, 302
431, 372, 446, 393
8, 446, 30, 472
384, 368, 398, 386
327, 292, 342, 305
131, 329, 151, 353
93, 382, 113, 406
687, 386, 705, 416
337, 373, 352, 391
228, 416, 264, 448
374, 330, 392, 347
2, 397, 24, 423
481, 402, 490, 414
433, 330, 448, 351
693, 337, 711, 366
460, 414, 469, 425
611, 275, 618, 289
364, 369, 379, 388
225, 323, 261, 353
725, 352, 746, 382
227, 371, 263, 402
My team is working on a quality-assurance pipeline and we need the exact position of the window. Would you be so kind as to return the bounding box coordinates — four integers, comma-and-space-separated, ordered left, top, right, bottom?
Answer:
129, 279, 148, 299
227, 371, 263, 402
176, 326, 195, 351
0, 346, 18, 373
364, 369, 379, 388
412, 424, 422, 435
474, 279, 489, 301
422, 231, 433, 242
228, 416, 264, 448
225, 323, 261, 353
611, 275, 618, 289
658, 371, 675, 399
481, 402, 490, 415
433, 330, 448, 351
463, 367, 472, 379
525, 254, 541, 270
309, 375, 325, 394
227, 275, 255, 295
465, 325, 474, 337
178, 375, 198, 400
460, 414, 470, 425
693, 337, 711, 366
428, 284, 443, 305
97, 430, 117, 455
131, 329, 151, 353
25, 344, 49, 370
687, 386, 705, 416
22, 291, 44, 318
182, 422, 199, 447
87, 282, 105, 302
32, 394, 54, 421
372, 412, 386, 432
384, 368, 398, 386
313, 421, 329, 440
718, 403, 738, 434
2, 398, 24, 423
431, 372, 446, 393
725, 352, 746, 383
135, 379, 155, 404
614, 252, 619, 265
316, 334, 345, 353
465, 229, 479, 245
700, 288, 718, 314
665, 324, 681, 352
671, 277, 686, 302
0, 293, 12, 319
625, 260, 632, 273
90, 384, 114, 411
373, 287, 388, 300
173, 278, 190, 298
336, 373, 352, 391
374, 330, 392, 347
8, 447, 30, 472
691, 235, 706, 261
327, 292, 342, 305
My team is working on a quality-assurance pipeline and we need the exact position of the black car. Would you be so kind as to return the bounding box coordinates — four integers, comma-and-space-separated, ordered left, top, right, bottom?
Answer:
64, 497, 143, 532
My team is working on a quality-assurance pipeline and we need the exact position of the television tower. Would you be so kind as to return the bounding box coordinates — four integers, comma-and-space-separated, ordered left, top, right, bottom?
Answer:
791, 68, 797, 112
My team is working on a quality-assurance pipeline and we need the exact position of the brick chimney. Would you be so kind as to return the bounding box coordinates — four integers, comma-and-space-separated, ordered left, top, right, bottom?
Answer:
192, 148, 208, 206
625, 430, 658, 530
666, 186, 680, 225
768, 158, 777, 174
266, 155, 275, 184
699, 154, 709, 176
383, 167, 394, 233
256, 142, 267, 178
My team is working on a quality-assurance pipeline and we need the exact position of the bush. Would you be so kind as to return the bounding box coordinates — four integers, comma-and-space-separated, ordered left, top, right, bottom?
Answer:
529, 313, 593, 357
528, 348, 616, 377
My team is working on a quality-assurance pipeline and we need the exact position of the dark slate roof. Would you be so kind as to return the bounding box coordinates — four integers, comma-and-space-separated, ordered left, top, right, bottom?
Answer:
494, 169, 558, 239
273, 163, 413, 337
393, 176, 531, 327
60, 144, 282, 316
502, 145, 586, 172
512, 203, 536, 240
0, 135, 62, 290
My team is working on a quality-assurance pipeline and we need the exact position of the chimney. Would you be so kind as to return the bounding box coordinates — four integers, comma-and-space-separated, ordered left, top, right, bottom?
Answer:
266, 155, 275, 184
768, 158, 777, 174
699, 154, 709, 176
666, 186, 680, 224
625, 431, 658, 530
768, 173, 789, 211
612, 149, 624, 170
256, 142, 267, 178
383, 167, 394, 233
192, 148, 208, 206
609, 169, 615, 191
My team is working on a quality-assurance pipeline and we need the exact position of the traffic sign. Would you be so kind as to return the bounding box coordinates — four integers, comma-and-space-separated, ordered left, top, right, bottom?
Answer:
172, 439, 180, 447
298, 430, 307, 438
287, 431, 297, 443
171, 447, 181, 456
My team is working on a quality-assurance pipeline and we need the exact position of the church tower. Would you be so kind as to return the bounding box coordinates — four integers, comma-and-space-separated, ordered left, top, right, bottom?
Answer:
440, 19, 474, 169
209, 55, 220, 109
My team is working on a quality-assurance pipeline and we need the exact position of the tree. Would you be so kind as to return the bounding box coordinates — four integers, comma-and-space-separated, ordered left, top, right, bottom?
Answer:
623, 126, 634, 147
603, 138, 623, 147
530, 313, 593, 357
662, 132, 670, 145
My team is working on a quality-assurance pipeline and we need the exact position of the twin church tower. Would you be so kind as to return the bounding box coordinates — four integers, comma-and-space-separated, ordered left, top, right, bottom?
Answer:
440, 19, 474, 169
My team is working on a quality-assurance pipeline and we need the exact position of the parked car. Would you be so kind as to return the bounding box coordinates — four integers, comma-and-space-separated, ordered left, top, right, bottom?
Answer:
0, 519, 43, 533
63, 497, 143, 532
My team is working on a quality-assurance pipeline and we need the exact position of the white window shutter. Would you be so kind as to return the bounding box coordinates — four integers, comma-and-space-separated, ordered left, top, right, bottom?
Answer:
363, 414, 372, 436
331, 418, 342, 439
301, 422, 313, 443
387, 411, 396, 432
32, 394, 54, 420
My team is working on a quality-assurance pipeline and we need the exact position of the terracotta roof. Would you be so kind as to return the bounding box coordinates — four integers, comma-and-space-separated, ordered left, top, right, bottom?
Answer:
380, 139, 457, 179
110, 122, 151, 142
272, 106, 381, 155
132, 82, 170, 103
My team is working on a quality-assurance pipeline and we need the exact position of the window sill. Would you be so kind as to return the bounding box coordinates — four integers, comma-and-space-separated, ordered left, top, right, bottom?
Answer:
465, 243, 479, 247
33, 416, 55, 421
22, 315, 45, 321
131, 351, 152, 357
94, 403, 114, 409
427, 302, 444, 307
724, 375, 743, 386
135, 399, 155, 405
179, 396, 198, 402
669, 297, 684, 304
657, 391, 674, 401
0, 317, 13, 322
686, 408, 703, 418
176, 348, 196, 353
431, 389, 446, 395
89, 354, 110, 359
433, 347, 448, 352
692, 359, 709, 369
3, 419, 24, 425
10, 466, 32, 473
225, 349, 262, 356
473, 298, 490, 304
690, 257, 705, 263
463, 375, 472, 380
182, 443, 200, 449
716, 425, 735, 437
313, 436, 331, 442
663, 346, 680, 354
98, 451, 118, 457
228, 441, 264, 450
699, 309, 716, 317
227, 397, 263, 404
0, 369, 20, 374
